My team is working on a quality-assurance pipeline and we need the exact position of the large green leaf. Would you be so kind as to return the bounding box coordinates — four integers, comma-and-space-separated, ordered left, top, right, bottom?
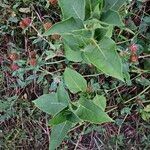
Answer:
57, 82, 70, 104
83, 37, 124, 81
33, 93, 68, 115
63, 68, 87, 93
49, 121, 72, 150
75, 98, 113, 124
58, 0, 85, 20
101, 9, 124, 26
43, 17, 84, 36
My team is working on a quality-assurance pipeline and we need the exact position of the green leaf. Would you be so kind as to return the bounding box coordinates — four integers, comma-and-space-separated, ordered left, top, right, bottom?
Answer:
141, 105, 150, 121
93, 95, 106, 111
64, 44, 83, 62
64, 68, 87, 93
141, 111, 150, 121
85, 18, 103, 30
49, 121, 72, 150
63, 29, 92, 51
49, 110, 67, 125
94, 28, 108, 41
101, 9, 124, 26
57, 82, 70, 104
49, 109, 81, 125
43, 17, 84, 36
122, 63, 131, 85
143, 105, 150, 113
104, 0, 126, 11
85, 0, 103, 19
58, 0, 85, 20
85, 19, 113, 41
106, 25, 113, 37
83, 37, 124, 81
33, 93, 68, 115
75, 98, 113, 124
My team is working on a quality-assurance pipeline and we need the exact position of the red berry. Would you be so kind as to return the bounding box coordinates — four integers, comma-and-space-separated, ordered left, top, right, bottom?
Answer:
129, 44, 138, 53
43, 22, 52, 31
29, 51, 36, 58
49, 0, 58, 5
130, 53, 138, 62
9, 53, 19, 61
10, 63, 19, 71
28, 58, 37, 66
19, 18, 31, 29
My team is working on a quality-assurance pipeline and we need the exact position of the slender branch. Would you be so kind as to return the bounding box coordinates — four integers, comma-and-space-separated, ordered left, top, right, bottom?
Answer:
107, 85, 150, 113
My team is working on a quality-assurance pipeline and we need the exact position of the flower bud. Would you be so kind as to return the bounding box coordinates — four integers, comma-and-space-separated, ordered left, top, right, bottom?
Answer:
19, 18, 31, 29
129, 44, 138, 53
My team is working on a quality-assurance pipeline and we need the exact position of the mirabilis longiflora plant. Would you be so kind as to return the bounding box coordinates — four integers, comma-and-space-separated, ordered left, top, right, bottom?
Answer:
33, 0, 128, 149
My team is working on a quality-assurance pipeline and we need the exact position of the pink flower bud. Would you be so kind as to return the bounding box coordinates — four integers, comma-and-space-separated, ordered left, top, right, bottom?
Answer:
129, 44, 138, 53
